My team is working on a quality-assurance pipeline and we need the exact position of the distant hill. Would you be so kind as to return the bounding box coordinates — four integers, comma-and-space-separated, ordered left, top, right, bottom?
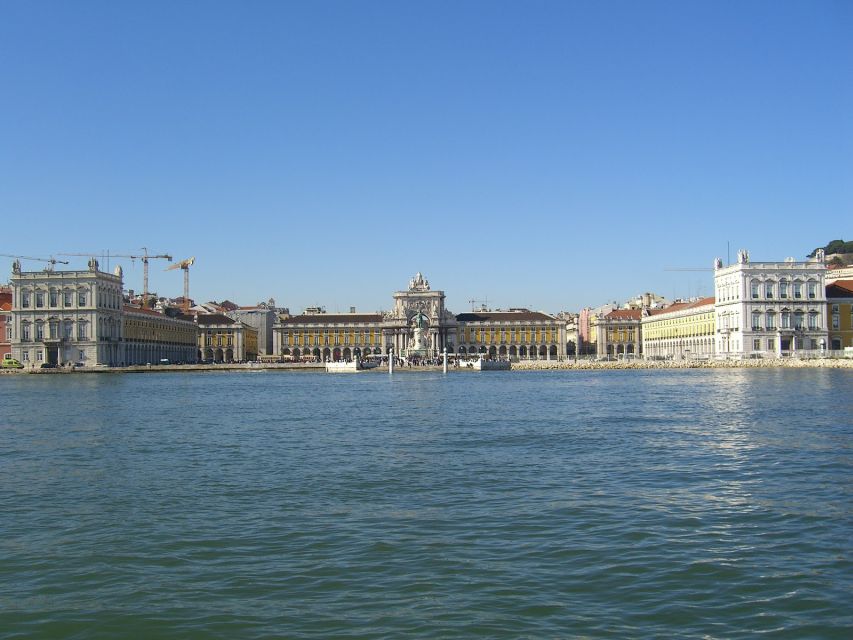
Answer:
808, 239, 853, 266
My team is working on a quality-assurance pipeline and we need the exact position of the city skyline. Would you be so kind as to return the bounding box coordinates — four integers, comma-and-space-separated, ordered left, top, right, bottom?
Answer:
2, 2, 850, 313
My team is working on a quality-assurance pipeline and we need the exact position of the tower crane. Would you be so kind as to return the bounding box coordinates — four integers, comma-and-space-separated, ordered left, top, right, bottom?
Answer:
165, 257, 196, 312
59, 250, 172, 308
1, 254, 70, 271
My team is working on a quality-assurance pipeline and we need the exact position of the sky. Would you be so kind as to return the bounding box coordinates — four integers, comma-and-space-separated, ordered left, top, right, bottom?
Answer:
1, 0, 851, 314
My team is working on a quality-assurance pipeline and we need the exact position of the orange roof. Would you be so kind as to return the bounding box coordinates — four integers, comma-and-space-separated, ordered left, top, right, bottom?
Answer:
605, 309, 642, 320
0, 302, 11, 312
827, 280, 853, 297
123, 305, 166, 317
647, 297, 715, 317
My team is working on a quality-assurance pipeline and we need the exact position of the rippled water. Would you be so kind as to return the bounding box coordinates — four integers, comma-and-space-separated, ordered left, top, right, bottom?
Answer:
1, 369, 851, 638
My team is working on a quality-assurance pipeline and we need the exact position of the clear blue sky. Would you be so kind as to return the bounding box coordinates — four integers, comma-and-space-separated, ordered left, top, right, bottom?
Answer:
2, 1, 850, 313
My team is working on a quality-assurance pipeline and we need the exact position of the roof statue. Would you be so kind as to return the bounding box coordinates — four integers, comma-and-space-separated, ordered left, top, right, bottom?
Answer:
409, 272, 430, 291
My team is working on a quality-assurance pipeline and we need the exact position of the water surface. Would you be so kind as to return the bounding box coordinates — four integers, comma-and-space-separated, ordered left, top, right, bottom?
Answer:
1, 369, 851, 638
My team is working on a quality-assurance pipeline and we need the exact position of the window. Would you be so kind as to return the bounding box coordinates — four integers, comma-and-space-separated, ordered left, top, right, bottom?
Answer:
22, 350, 29, 361
77, 323, 87, 340
78, 291, 87, 306
808, 314, 818, 330
766, 312, 776, 330
36, 323, 44, 340
50, 291, 58, 307
36, 292, 45, 308
793, 283, 802, 299
78, 350, 85, 361
780, 281, 788, 299
767, 338, 775, 351
810, 339, 818, 350
832, 314, 839, 329
36, 349, 43, 361
794, 312, 804, 329
64, 291, 73, 306
63, 322, 72, 339
753, 339, 761, 350
5, 327, 11, 340
807, 282, 816, 299
781, 312, 790, 329
765, 283, 774, 299
751, 282, 759, 299
22, 291, 30, 308
752, 311, 761, 330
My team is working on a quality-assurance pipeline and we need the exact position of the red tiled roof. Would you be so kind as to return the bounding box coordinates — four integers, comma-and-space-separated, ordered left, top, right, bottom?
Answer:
827, 280, 853, 297
123, 305, 166, 317
280, 314, 384, 325
456, 311, 555, 322
0, 302, 11, 312
605, 309, 642, 320
647, 297, 715, 317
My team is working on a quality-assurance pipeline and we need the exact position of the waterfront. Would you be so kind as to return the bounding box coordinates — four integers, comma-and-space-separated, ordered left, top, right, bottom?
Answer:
1, 370, 851, 638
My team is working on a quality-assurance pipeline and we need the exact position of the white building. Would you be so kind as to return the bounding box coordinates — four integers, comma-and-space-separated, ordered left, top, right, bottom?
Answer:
9, 258, 124, 366
713, 250, 828, 358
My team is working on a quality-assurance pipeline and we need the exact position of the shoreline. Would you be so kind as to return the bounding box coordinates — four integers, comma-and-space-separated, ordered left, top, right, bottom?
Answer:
3, 357, 852, 375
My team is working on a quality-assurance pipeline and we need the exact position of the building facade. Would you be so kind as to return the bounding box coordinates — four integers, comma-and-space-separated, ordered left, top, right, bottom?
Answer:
1, 285, 11, 358
592, 308, 642, 358
455, 310, 564, 359
713, 250, 828, 357
641, 297, 716, 359
226, 303, 281, 356
197, 314, 258, 362
123, 306, 198, 364
272, 273, 565, 362
275, 313, 386, 362
826, 280, 853, 352
9, 259, 124, 366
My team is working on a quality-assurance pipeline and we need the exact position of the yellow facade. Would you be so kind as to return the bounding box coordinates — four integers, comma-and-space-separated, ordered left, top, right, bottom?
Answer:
828, 300, 853, 349
641, 298, 716, 359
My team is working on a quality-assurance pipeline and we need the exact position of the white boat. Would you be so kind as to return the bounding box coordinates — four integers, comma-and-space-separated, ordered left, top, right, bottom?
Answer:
325, 360, 377, 373
462, 357, 511, 371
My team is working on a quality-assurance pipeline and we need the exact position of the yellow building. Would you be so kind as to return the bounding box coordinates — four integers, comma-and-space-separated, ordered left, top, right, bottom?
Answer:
827, 280, 853, 352
275, 313, 386, 362
591, 309, 642, 358
455, 309, 564, 360
197, 313, 258, 362
641, 297, 716, 359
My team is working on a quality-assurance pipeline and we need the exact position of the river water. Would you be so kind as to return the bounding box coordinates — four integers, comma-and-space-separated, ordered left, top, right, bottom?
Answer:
1, 369, 851, 638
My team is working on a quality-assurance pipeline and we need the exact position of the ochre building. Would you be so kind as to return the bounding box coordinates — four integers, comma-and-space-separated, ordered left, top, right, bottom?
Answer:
272, 273, 565, 361
827, 280, 853, 352
641, 297, 716, 359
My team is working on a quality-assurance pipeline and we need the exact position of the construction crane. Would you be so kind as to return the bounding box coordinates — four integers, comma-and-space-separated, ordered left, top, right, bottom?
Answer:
1, 254, 70, 270
135, 248, 172, 307
59, 250, 172, 307
165, 257, 195, 312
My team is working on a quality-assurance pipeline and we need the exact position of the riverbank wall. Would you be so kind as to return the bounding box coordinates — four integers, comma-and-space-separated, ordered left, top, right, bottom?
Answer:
3, 357, 852, 375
